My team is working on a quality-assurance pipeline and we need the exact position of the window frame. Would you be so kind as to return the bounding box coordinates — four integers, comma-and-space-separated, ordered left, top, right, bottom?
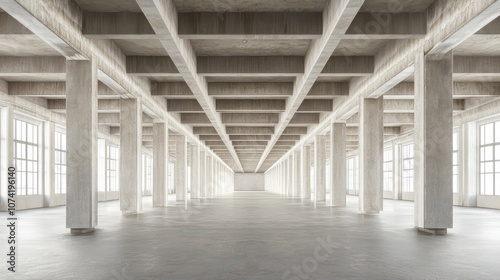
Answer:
106, 143, 119, 192
54, 127, 66, 194
477, 117, 500, 196
383, 146, 394, 192
13, 113, 42, 196
401, 142, 414, 193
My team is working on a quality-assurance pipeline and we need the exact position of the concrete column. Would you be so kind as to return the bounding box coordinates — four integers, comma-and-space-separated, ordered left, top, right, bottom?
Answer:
359, 96, 383, 214
206, 154, 213, 198
43, 122, 55, 207
288, 154, 294, 197
302, 145, 311, 200
314, 135, 327, 203
174, 135, 188, 202
66, 60, 98, 233
120, 98, 142, 214
294, 150, 301, 197
153, 121, 168, 207
0, 107, 13, 211
199, 150, 206, 198
330, 122, 347, 207
190, 144, 200, 199
414, 51, 453, 234
284, 158, 289, 196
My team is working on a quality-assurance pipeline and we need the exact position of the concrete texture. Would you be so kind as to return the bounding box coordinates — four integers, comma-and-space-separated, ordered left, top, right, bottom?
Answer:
65, 59, 98, 231
119, 98, 142, 214
330, 122, 347, 207
152, 121, 168, 207
414, 51, 454, 231
5, 192, 500, 279
314, 135, 326, 203
359, 97, 384, 214
234, 173, 265, 191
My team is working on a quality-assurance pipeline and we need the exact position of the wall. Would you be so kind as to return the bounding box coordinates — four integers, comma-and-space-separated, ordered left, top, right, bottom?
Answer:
234, 173, 265, 191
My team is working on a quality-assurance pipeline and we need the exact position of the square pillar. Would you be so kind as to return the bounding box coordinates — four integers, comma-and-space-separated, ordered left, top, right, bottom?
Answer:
190, 144, 200, 199
314, 135, 327, 203
200, 150, 206, 198
288, 154, 294, 197
120, 98, 142, 214
301, 145, 311, 200
330, 122, 347, 207
206, 154, 213, 198
359, 96, 383, 214
153, 121, 168, 207
174, 135, 188, 202
414, 51, 453, 233
294, 150, 301, 197
66, 60, 98, 233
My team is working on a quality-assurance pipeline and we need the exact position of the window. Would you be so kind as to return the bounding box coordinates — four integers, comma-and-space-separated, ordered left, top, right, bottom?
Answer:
383, 148, 393, 192
402, 143, 414, 192
54, 131, 67, 194
143, 154, 152, 193
13, 119, 39, 195
453, 132, 459, 193
106, 145, 119, 192
346, 156, 359, 194
479, 121, 500, 195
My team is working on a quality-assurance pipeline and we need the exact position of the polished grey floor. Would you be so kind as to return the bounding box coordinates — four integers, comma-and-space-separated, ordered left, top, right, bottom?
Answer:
4, 191, 500, 280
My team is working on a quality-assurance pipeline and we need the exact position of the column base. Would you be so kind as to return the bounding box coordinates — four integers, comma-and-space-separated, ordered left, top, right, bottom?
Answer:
70, 228, 95, 235
361, 210, 380, 215
417, 228, 447, 235
121, 210, 140, 215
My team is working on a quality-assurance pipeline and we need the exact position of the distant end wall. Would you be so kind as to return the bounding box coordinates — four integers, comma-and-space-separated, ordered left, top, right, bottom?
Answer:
234, 173, 265, 191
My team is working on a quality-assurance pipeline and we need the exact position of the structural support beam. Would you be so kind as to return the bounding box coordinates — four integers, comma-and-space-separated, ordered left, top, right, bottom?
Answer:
359, 97, 383, 214
314, 135, 326, 203
255, 0, 364, 172
120, 98, 142, 214
190, 144, 200, 199
330, 122, 346, 207
174, 135, 188, 202
414, 51, 453, 234
0, 0, 86, 59
137, 0, 243, 172
153, 121, 168, 207
65, 60, 97, 234
301, 145, 311, 200
294, 150, 301, 197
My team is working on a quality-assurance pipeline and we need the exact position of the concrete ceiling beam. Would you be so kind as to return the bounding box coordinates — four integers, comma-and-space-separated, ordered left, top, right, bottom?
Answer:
137, 0, 243, 171
8, 82, 119, 99
216, 100, 286, 112
282, 127, 308, 135
208, 82, 293, 98
151, 82, 195, 99
289, 113, 320, 124
198, 56, 303, 76
229, 135, 271, 141
345, 12, 426, 39
82, 12, 156, 39
167, 99, 203, 112
221, 113, 280, 125
180, 113, 210, 125
178, 12, 322, 39
306, 82, 349, 99
320, 56, 374, 76
297, 100, 333, 112
384, 82, 500, 99
232, 141, 268, 146
254, 0, 364, 172
226, 126, 274, 135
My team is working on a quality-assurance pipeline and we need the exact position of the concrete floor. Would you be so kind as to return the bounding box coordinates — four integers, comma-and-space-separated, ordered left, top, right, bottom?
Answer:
4, 192, 500, 280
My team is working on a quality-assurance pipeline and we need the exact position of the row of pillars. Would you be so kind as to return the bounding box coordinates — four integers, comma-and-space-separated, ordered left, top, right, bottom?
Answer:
266, 51, 453, 233
65, 59, 233, 234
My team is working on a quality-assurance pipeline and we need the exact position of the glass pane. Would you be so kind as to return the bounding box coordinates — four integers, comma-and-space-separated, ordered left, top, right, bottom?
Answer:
485, 123, 494, 145
485, 146, 494, 161
485, 174, 494, 195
